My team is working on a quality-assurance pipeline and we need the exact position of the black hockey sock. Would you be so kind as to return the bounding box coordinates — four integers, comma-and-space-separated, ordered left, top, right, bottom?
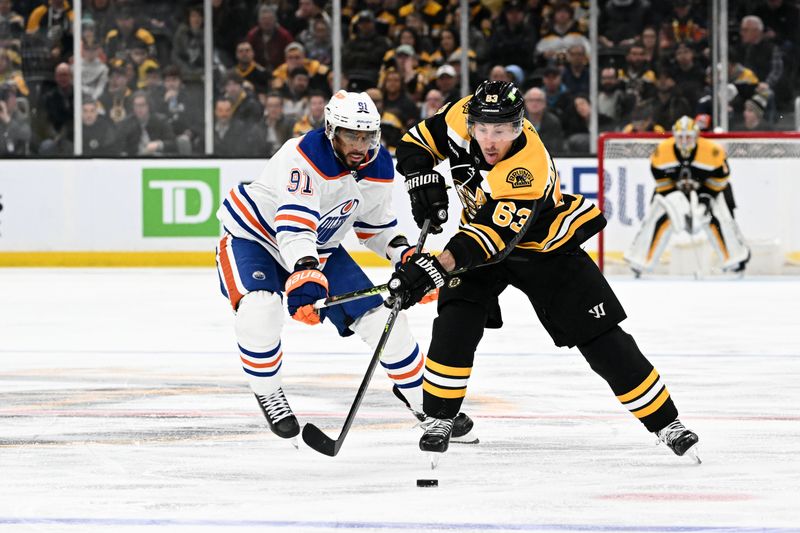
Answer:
423, 300, 487, 418
578, 326, 678, 432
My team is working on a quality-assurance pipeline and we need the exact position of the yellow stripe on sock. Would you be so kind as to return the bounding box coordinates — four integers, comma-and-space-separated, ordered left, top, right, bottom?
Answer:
425, 359, 472, 378
617, 368, 659, 403
631, 387, 670, 419
423, 380, 467, 399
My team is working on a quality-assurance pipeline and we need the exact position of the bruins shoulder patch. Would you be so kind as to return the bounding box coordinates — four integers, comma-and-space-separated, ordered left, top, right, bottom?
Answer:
506, 167, 533, 188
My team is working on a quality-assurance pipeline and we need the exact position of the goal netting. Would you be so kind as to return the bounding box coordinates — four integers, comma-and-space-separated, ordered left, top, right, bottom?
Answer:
598, 132, 800, 275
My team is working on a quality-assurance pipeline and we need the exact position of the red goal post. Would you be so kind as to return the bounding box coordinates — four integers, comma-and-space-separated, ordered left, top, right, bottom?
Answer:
597, 131, 800, 274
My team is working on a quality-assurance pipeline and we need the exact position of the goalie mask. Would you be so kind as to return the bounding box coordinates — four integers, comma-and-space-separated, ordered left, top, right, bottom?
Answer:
467, 81, 525, 142
324, 90, 382, 151
672, 115, 699, 159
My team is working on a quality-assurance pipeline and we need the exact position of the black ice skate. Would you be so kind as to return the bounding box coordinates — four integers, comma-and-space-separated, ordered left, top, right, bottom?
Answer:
419, 417, 454, 469
254, 388, 300, 445
392, 385, 478, 443
656, 419, 701, 464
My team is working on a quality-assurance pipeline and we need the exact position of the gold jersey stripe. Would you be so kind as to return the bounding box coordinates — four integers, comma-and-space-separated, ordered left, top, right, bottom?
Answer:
418, 121, 445, 161
631, 387, 671, 419
515, 200, 583, 250
459, 228, 492, 258
617, 368, 659, 403
425, 358, 472, 378
545, 205, 602, 252
470, 222, 506, 252
400, 132, 435, 160
423, 380, 467, 399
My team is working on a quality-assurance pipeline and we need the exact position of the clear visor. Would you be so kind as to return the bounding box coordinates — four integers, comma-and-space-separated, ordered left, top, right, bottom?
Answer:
674, 129, 697, 155
467, 120, 522, 143
335, 127, 381, 150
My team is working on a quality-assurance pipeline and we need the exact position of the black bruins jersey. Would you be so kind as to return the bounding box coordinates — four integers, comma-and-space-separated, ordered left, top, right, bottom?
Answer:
396, 96, 605, 269
650, 137, 730, 195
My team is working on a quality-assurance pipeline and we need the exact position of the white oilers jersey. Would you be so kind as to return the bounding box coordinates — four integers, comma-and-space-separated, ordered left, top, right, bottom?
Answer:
217, 128, 401, 270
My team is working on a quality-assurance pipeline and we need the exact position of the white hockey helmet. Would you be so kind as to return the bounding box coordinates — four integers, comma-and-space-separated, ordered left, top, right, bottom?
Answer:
324, 90, 382, 150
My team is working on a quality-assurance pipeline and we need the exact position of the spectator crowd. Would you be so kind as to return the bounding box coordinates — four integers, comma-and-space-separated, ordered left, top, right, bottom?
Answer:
2, 0, 799, 157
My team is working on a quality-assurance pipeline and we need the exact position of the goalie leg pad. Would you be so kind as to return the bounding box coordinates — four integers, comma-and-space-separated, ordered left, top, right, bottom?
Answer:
659, 190, 692, 234
352, 305, 424, 411
578, 326, 678, 432
625, 197, 673, 273
705, 193, 750, 271
235, 291, 285, 396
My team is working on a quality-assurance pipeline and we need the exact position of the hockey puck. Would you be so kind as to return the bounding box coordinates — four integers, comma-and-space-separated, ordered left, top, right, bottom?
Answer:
416, 479, 438, 487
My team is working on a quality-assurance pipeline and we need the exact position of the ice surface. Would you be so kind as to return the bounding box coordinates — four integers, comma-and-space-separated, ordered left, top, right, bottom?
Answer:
1, 268, 799, 532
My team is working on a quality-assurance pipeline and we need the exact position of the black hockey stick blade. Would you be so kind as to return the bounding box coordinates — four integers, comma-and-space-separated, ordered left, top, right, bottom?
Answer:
301, 423, 339, 456
301, 297, 403, 457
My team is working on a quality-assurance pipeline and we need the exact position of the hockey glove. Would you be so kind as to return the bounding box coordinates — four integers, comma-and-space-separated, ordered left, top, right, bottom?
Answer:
285, 258, 329, 325
405, 169, 448, 234
397, 246, 439, 305
388, 252, 446, 310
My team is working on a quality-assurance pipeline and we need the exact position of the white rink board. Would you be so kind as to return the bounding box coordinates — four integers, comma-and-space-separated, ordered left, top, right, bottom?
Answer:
0, 158, 598, 254
1, 157, 795, 258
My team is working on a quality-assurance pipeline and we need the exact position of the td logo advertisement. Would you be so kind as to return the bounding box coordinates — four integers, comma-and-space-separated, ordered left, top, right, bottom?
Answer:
142, 168, 220, 237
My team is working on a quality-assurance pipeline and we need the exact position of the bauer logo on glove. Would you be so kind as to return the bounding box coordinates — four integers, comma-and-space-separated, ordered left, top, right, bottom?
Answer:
285, 259, 329, 325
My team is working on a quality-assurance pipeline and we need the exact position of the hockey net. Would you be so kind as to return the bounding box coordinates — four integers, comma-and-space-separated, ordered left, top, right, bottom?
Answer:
597, 132, 800, 275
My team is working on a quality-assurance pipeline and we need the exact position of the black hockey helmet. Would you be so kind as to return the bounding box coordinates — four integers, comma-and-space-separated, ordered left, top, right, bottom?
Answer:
467, 80, 524, 128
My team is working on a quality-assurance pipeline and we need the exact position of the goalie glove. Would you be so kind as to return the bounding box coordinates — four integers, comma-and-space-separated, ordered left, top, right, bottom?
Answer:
285, 257, 328, 325
387, 252, 446, 310
405, 169, 448, 234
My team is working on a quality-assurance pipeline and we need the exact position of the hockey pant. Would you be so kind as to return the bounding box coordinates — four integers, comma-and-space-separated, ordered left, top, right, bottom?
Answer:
217, 236, 424, 409
625, 190, 749, 272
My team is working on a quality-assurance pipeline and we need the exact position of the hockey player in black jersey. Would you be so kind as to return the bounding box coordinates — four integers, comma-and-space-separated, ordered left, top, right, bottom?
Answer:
386, 80, 701, 464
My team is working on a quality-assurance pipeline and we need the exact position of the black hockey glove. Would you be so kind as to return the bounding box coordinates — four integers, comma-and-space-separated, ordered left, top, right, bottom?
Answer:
405, 169, 448, 234
387, 252, 447, 310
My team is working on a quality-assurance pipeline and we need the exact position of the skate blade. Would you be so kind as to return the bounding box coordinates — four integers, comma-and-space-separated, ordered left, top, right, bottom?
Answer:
288, 436, 299, 450
684, 444, 701, 465
427, 451, 442, 470
450, 431, 480, 445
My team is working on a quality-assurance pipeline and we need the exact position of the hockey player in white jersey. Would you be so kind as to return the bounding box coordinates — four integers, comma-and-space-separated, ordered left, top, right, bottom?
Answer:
215, 90, 474, 443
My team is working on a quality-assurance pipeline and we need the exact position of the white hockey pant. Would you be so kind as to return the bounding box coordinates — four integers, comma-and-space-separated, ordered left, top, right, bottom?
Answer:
351, 305, 424, 412
234, 291, 285, 396
704, 193, 750, 270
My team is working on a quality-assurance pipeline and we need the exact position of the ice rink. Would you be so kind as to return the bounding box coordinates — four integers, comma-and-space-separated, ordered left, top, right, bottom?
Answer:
1, 267, 799, 533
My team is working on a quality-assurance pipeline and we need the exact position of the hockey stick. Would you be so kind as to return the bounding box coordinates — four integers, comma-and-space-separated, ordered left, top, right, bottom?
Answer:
314, 254, 507, 309
301, 220, 433, 456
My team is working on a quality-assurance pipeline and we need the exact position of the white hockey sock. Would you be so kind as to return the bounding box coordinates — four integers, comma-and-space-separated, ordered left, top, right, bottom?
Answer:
235, 291, 285, 396
352, 305, 424, 411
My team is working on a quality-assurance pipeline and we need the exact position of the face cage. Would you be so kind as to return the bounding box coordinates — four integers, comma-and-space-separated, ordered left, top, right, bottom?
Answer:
674, 130, 697, 157
467, 118, 523, 142
327, 124, 381, 151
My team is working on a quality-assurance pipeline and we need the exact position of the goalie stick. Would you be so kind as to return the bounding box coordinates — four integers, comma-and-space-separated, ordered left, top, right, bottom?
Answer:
301, 219, 433, 456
